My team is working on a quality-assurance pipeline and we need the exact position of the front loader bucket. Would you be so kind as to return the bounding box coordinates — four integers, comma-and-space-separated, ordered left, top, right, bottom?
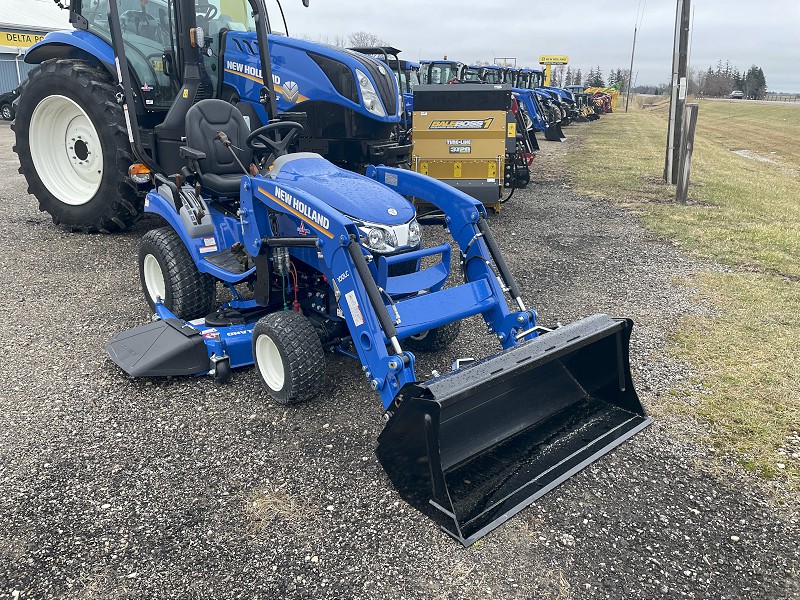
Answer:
376, 314, 651, 545
544, 123, 566, 142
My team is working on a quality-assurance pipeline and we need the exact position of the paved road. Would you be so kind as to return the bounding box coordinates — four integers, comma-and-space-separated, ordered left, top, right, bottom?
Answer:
0, 120, 798, 599
701, 97, 800, 107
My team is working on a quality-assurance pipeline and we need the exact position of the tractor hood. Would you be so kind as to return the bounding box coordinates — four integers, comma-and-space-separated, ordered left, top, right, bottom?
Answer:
271, 156, 415, 226
223, 32, 401, 124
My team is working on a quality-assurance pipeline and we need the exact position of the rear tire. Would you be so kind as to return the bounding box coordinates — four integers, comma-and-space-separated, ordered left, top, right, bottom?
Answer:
12, 59, 141, 232
252, 311, 325, 405
405, 320, 461, 353
138, 227, 216, 320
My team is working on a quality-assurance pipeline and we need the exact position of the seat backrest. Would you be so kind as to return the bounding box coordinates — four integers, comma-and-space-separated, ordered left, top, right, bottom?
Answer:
185, 99, 253, 177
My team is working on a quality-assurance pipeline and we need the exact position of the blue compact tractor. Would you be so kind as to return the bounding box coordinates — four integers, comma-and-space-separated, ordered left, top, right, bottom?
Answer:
34, 0, 651, 545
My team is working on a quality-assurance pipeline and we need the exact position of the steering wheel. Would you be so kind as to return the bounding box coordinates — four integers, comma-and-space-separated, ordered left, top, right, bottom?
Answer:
246, 121, 305, 158
196, 2, 218, 22
121, 9, 157, 29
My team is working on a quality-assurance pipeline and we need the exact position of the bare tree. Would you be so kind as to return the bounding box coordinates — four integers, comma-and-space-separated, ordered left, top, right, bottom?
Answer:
315, 34, 348, 47
347, 31, 387, 48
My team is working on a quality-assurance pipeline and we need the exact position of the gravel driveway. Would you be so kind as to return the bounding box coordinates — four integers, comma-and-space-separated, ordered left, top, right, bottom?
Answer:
0, 121, 797, 599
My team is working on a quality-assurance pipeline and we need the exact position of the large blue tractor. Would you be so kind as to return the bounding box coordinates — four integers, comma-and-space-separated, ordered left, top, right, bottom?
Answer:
12, 0, 410, 233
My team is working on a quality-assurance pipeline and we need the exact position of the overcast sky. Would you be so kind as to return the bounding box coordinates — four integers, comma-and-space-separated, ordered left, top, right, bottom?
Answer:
277, 0, 800, 92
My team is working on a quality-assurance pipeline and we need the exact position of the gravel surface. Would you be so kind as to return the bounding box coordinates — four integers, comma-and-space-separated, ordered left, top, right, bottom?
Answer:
0, 120, 798, 599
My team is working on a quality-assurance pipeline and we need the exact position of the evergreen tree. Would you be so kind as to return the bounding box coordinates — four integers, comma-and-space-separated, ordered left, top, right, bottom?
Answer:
574, 69, 582, 86
588, 66, 604, 88
565, 67, 573, 86
744, 65, 767, 99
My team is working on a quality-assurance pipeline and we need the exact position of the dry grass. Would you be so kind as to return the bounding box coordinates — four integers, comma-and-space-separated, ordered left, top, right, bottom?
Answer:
567, 99, 800, 489
676, 271, 800, 480
246, 483, 321, 533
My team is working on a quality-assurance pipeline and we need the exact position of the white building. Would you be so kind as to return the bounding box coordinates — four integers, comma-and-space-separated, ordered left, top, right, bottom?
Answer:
0, 0, 70, 92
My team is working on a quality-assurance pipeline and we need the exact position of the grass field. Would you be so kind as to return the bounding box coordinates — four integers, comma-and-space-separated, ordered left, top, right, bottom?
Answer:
567, 99, 800, 490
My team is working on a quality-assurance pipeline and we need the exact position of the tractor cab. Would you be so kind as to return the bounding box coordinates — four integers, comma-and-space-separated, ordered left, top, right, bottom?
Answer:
403, 61, 421, 94
461, 65, 483, 83
480, 65, 506, 85
517, 68, 545, 91
420, 60, 465, 85
503, 68, 520, 87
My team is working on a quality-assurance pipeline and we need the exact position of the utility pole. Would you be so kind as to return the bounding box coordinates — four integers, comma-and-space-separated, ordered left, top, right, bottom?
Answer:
664, 0, 691, 183
625, 25, 638, 112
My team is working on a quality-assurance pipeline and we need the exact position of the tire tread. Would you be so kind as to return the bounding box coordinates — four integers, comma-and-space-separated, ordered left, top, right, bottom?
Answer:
13, 59, 141, 233
253, 312, 325, 405
139, 227, 216, 320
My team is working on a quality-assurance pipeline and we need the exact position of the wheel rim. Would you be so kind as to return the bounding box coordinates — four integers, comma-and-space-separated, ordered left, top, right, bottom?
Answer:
142, 254, 166, 303
256, 334, 285, 392
29, 95, 103, 206
1, 106, 10, 120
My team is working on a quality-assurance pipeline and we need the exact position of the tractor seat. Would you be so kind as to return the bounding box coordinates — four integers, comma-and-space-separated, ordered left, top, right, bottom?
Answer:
184, 99, 253, 198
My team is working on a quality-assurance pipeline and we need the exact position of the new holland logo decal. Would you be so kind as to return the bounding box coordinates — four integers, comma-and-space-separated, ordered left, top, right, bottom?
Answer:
429, 118, 494, 130
282, 81, 300, 103
258, 186, 334, 239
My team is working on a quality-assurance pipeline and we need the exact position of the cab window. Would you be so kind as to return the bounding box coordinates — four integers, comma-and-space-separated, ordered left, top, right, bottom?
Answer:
82, 0, 177, 110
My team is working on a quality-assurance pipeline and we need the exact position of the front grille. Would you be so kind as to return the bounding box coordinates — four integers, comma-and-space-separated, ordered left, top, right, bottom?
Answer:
308, 52, 359, 104
375, 244, 421, 276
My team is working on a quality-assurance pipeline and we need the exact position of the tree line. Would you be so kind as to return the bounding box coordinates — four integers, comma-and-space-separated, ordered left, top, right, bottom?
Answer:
697, 61, 767, 99
550, 66, 631, 90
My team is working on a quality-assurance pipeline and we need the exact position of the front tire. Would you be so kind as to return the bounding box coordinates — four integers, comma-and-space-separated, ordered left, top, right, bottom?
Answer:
138, 227, 216, 320
252, 312, 325, 405
12, 59, 141, 232
0, 103, 12, 121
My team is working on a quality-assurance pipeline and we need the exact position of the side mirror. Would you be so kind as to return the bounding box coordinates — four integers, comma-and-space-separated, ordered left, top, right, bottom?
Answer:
302, 0, 309, 6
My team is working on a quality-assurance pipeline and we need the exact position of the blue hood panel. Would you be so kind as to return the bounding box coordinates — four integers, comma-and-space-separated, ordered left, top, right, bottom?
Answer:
272, 158, 415, 225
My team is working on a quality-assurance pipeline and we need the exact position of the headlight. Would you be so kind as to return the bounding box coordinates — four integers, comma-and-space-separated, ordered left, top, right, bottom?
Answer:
359, 219, 422, 254
356, 69, 386, 118
362, 225, 397, 253
408, 219, 421, 246
368, 228, 386, 251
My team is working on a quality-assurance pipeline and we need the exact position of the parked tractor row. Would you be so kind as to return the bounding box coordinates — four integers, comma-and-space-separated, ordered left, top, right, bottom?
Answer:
9, 0, 649, 545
